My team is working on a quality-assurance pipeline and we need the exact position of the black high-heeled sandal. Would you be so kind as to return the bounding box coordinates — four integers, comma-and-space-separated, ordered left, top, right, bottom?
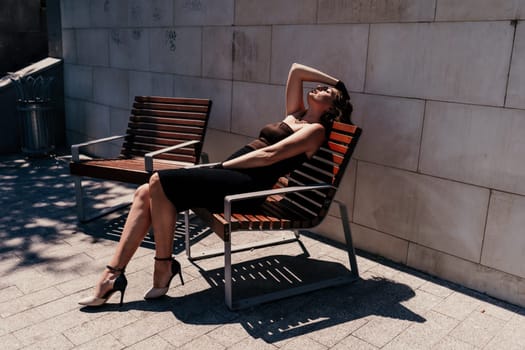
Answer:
143, 256, 184, 299
78, 265, 128, 307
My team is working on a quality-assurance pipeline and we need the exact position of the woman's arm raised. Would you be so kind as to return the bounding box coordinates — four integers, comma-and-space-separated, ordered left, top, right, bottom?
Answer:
285, 63, 340, 115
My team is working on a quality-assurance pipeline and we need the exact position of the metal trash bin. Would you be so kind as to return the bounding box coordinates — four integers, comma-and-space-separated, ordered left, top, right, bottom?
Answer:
18, 100, 55, 156
9, 74, 56, 156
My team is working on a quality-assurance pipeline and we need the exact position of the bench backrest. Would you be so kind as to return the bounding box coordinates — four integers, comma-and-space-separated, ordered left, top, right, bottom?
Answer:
261, 121, 362, 228
121, 96, 212, 164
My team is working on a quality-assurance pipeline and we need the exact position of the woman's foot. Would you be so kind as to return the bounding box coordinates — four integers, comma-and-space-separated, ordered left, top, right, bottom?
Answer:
144, 257, 184, 299
78, 265, 127, 307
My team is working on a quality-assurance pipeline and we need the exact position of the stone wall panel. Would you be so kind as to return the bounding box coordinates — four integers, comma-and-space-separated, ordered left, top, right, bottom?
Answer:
351, 93, 424, 171
61, 0, 90, 28
61, 29, 77, 63
109, 29, 149, 70
366, 22, 514, 106
203, 27, 233, 80
235, 0, 317, 25
271, 24, 369, 91
354, 162, 489, 262
149, 27, 201, 75
232, 27, 271, 83
128, 71, 174, 106
506, 21, 525, 109
174, 0, 234, 26
231, 81, 284, 137
482, 191, 525, 278
318, 0, 436, 23
64, 64, 93, 100
436, 0, 525, 21
408, 243, 525, 307
76, 29, 109, 67
90, 0, 128, 27
173, 76, 232, 132
127, 0, 174, 27
93, 68, 129, 109
420, 101, 525, 196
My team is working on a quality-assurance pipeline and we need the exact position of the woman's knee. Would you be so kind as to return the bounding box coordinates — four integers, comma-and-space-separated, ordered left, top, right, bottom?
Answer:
134, 183, 150, 202
149, 173, 164, 196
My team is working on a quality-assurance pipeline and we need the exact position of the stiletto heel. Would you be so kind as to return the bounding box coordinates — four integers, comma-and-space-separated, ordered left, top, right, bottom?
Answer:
144, 256, 184, 299
78, 265, 127, 307
119, 289, 125, 307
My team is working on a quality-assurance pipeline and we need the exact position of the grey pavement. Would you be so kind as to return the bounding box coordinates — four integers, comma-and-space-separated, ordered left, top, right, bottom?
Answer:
1, 152, 524, 349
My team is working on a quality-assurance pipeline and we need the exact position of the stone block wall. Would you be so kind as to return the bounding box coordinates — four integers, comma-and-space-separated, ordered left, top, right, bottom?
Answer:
60, 0, 525, 307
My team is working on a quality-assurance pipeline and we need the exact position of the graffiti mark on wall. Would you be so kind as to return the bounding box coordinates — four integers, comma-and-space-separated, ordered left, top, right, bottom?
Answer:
132, 29, 142, 40
153, 7, 162, 21
233, 30, 257, 80
111, 29, 122, 45
166, 30, 177, 52
183, 0, 203, 11
130, 3, 142, 23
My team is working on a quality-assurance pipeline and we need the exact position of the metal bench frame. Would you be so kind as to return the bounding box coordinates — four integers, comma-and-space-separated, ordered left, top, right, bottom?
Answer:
184, 122, 362, 310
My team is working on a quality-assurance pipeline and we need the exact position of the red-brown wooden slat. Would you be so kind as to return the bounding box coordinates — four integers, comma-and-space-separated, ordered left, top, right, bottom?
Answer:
129, 115, 206, 126
331, 121, 358, 133
242, 215, 260, 229
255, 215, 273, 229
125, 135, 202, 146
125, 130, 203, 141
330, 132, 352, 144
131, 109, 208, 119
70, 158, 188, 184
326, 141, 348, 155
133, 102, 211, 113
135, 96, 211, 105
128, 123, 203, 134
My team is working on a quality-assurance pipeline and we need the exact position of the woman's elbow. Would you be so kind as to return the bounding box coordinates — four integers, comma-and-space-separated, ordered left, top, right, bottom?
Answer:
290, 62, 305, 73
260, 149, 280, 166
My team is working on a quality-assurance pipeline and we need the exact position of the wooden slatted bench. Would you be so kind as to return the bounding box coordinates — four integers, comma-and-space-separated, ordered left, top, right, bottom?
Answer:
184, 121, 362, 310
69, 95, 212, 222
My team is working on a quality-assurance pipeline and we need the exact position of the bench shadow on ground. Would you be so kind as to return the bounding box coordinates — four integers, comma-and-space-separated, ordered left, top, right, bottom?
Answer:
81, 212, 427, 344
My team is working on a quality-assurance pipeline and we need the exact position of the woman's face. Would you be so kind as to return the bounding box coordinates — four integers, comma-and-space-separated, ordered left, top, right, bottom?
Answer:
308, 85, 337, 110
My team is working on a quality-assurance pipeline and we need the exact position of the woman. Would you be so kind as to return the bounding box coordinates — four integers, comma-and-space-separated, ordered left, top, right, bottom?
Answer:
78, 63, 353, 306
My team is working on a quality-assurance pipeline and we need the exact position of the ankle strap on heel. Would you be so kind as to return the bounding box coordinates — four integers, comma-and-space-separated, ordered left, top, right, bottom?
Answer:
154, 256, 173, 261
106, 265, 125, 273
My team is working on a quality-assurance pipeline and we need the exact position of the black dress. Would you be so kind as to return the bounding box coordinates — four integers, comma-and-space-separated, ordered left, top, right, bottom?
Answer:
157, 122, 308, 212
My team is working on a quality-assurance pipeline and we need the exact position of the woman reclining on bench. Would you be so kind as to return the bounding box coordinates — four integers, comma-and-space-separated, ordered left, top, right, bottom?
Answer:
78, 63, 354, 307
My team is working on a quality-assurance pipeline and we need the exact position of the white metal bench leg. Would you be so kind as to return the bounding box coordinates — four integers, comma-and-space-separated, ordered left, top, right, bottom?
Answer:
73, 176, 131, 223
335, 199, 359, 278
74, 177, 86, 222
184, 210, 191, 259
224, 235, 233, 310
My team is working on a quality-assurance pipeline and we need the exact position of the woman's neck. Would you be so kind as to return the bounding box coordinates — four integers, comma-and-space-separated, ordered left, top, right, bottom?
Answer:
300, 108, 324, 124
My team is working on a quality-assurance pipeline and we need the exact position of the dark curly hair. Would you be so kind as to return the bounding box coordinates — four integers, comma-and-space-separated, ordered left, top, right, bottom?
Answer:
320, 87, 353, 129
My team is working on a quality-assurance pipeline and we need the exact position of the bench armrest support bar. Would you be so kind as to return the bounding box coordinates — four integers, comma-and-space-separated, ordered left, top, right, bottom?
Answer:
71, 135, 127, 162
144, 140, 200, 172
223, 184, 334, 224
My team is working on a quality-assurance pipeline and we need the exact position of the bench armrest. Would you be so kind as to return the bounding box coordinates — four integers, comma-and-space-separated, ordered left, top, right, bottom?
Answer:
183, 162, 221, 169
223, 184, 334, 223
71, 135, 127, 162
144, 140, 200, 172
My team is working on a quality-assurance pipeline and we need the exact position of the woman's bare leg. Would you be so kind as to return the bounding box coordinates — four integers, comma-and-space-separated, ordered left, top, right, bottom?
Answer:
148, 172, 179, 288
92, 184, 153, 297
